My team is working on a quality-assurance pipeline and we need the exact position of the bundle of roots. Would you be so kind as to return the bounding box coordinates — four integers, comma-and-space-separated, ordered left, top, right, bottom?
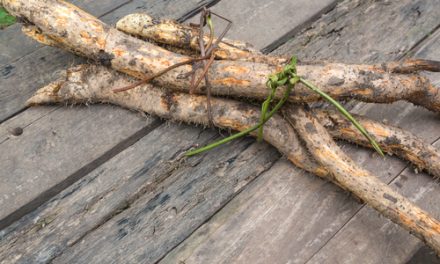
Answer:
3, 0, 440, 255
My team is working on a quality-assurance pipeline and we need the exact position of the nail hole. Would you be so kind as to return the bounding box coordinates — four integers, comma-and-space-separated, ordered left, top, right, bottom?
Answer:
10, 127, 23, 136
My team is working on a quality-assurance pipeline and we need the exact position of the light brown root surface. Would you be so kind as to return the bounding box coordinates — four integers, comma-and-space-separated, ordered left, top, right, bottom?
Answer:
4, 0, 440, 112
314, 109, 440, 178
27, 64, 326, 178
284, 106, 440, 255
115, 13, 288, 66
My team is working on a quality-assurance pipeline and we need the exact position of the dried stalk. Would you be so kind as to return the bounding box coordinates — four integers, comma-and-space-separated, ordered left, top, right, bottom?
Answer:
4, 0, 440, 112
284, 106, 440, 255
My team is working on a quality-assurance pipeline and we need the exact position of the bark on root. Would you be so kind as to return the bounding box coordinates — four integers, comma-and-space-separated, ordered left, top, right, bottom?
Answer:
4, 0, 440, 112
115, 13, 288, 66
284, 106, 440, 255
314, 109, 440, 178
26, 64, 326, 178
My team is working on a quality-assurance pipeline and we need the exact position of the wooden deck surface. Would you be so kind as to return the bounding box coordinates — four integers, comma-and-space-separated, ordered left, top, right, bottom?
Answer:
1, 0, 440, 263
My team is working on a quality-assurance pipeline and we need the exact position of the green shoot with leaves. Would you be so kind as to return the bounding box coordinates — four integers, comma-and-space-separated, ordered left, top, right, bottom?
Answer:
186, 56, 384, 157
0, 6, 16, 29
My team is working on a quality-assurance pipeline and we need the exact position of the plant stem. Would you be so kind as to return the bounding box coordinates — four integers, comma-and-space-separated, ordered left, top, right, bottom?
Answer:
299, 78, 384, 156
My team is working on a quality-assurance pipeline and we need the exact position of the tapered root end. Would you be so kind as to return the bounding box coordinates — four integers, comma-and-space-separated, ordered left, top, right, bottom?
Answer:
386, 59, 440, 73
26, 81, 63, 106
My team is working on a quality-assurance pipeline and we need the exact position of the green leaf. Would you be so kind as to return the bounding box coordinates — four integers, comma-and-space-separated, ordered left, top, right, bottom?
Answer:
0, 6, 16, 29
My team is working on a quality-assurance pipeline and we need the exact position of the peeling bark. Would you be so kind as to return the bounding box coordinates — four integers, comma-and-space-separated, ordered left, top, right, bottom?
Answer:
284, 106, 440, 255
3, 0, 440, 112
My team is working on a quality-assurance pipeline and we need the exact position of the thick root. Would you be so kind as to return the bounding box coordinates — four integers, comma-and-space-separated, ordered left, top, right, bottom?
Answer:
314, 109, 440, 178
4, 0, 440, 112
26, 64, 326, 178
284, 106, 440, 255
115, 13, 288, 66
23, 25, 440, 179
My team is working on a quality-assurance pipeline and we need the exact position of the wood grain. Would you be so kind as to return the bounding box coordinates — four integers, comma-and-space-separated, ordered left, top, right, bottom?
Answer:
0, 123, 278, 263
274, 0, 440, 63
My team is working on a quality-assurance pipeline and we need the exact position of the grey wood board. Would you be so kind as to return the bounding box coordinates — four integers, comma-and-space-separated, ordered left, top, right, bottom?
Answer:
53, 135, 278, 264
0, 123, 278, 263
273, 0, 440, 63
0, 0, 338, 262
0, 0, 215, 227
0, 105, 158, 228
0, 0, 131, 67
0, 106, 59, 143
0, 0, 216, 122
187, 0, 338, 50
160, 159, 362, 263
160, 0, 440, 263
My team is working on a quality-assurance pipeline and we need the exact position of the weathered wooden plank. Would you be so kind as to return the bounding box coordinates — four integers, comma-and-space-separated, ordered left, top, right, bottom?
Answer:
0, 0, 215, 122
160, 0, 440, 263
160, 159, 360, 263
306, 29, 440, 264
0, 123, 278, 263
0, 0, 335, 262
54, 138, 277, 264
0, 0, 130, 67
187, 0, 338, 50
274, 0, 440, 63
0, 0, 215, 227
0, 106, 58, 142
0, 105, 159, 229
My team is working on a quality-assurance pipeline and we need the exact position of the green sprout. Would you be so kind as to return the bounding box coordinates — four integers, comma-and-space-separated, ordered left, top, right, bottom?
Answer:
186, 57, 384, 157
0, 6, 16, 29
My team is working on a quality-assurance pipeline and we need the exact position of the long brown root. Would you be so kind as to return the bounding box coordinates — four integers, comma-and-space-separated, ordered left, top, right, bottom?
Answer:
26, 64, 326, 179
115, 13, 440, 112
314, 109, 440, 178
284, 106, 440, 255
115, 13, 287, 66
5, 0, 440, 112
